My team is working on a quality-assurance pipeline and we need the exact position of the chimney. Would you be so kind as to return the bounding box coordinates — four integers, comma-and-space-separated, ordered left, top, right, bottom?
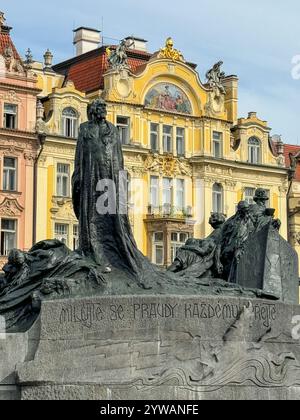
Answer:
248, 112, 257, 119
73, 27, 101, 56
124, 36, 148, 52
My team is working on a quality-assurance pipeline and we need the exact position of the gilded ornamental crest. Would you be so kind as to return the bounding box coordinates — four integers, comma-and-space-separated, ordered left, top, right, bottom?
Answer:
158, 37, 184, 62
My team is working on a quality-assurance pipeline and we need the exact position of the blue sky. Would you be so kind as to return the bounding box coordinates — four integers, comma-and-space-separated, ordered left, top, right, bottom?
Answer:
3, 0, 300, 143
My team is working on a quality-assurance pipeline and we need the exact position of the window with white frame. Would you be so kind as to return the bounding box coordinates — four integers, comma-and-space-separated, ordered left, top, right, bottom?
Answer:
150, 176, 159, 207
212, 183, 224, 213
176, 127, 185, 156
150, 123, 159, 151
56, 163, 70, 197
62, 108, 78, 138
73, 225, 79, 250
0, 219, 17, 256
3, 157, 17, 191
171, 232, 189, 262
244, 187, 256, 205
3, 104, 17, 129
176, 179, 185, 211
152, 232, 164, 265
163, 177, 173, 207
163, 125, 173, 153
213, 131, 223, 158
55, 223, 69, 245
117, 116, 130, 145
248, 137, 261, 164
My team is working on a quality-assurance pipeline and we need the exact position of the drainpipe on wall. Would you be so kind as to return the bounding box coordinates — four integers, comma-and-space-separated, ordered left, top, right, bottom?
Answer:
33, 134, 46, 245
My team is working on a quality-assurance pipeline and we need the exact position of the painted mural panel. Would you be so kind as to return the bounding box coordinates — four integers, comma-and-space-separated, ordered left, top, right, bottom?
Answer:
145, 83, 192, 114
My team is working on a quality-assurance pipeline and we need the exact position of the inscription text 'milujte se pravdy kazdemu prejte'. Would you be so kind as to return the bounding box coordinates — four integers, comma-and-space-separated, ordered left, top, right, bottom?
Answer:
58, 301, 277, 328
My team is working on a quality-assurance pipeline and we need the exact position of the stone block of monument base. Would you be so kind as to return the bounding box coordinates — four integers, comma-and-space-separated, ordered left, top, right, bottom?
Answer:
1, 295, 299, 400
235, 224, 299, 303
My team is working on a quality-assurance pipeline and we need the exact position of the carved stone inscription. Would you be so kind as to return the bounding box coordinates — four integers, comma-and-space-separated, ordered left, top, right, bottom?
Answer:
59, 299, 277, 329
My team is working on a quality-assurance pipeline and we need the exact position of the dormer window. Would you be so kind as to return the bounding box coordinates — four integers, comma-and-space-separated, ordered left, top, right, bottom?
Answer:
248, 137, 261, 164
62, 108, 78, 138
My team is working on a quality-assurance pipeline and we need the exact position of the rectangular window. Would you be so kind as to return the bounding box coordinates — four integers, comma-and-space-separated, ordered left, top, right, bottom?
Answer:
163, 125, 173, 153
55, 223, 69, 245
117, 116, 130, 145
244, 187, 255, 205
153, 232, 164, 265
213, 193, 223, 213
163, 178, 173, 206
63, 117, 77, 138
73, 225, 79, 251
176, 128, 185, 156
154, 245, 164, 265
213, 131, 223, 158
170, 232, 189, 262
0, 219, 17, 256
176, 179, 185, 211
56, 163, 70, 197
150, 176, 159, 207
150, 123, 159, 151
212, 185, 223, 213
3, 104, 17, 129
3, 157, 17, 191
248, 139, 261, 164
249, 146, 260, 164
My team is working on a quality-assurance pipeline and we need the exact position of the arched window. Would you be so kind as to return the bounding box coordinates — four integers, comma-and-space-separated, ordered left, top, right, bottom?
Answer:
248, 137, 261, 164
212, 183, 223, 214
62, 107, 78, 138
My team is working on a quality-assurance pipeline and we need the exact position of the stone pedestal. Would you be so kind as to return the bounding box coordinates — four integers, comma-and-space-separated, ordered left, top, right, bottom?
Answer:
1, 295, 300, 400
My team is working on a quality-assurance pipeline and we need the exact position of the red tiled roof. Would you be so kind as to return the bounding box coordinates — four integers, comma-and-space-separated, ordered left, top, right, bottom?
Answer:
284, 144, 300, 181
0, 31, 21, 61
67, 53, 108, 92
57, 46, 151, 94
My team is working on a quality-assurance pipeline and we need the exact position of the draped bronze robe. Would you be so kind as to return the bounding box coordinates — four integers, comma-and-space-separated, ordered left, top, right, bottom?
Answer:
72, 120, 148, 280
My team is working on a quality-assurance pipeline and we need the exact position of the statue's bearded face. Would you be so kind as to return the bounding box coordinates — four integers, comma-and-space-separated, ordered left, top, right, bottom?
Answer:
96, 103, 107, 120
237, 202, 249, 217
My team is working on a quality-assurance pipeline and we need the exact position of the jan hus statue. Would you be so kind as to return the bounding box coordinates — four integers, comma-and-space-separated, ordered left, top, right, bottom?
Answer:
72, 98, 155, 283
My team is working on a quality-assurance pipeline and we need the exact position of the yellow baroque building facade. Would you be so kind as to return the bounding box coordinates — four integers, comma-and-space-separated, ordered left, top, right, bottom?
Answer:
33, 34, 289, 268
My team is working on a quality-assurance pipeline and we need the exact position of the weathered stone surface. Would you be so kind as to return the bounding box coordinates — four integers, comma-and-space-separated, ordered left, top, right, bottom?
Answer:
8, 295, 300, 400
20, 385, 294, 401
0, 386, 20, 400
236, 224, 299, 303
0, 317, 39, 400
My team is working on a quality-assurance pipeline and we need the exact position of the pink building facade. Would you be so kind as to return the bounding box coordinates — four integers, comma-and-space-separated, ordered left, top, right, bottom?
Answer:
0, 13, 40, 266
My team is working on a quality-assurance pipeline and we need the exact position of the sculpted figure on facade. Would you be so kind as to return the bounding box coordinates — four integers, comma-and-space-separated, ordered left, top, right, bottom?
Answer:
206, 61, 226, 95
106, 39, 134, 71
158, 37, 184, 62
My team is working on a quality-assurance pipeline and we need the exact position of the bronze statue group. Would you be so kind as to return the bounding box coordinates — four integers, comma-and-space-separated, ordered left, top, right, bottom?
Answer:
0, 99, 284, 332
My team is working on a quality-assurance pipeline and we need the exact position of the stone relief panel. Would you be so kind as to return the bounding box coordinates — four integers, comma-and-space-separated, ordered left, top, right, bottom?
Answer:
50, 198, 77, 221
0, 90, 22, 104
0, 197, 24, 217
145, 154, 192, 177
16, 296, 300, 398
